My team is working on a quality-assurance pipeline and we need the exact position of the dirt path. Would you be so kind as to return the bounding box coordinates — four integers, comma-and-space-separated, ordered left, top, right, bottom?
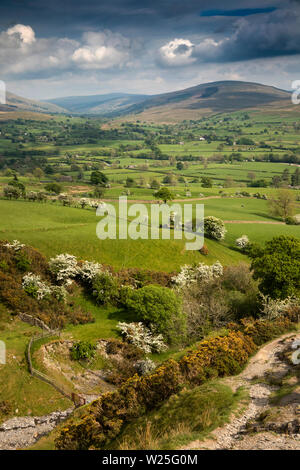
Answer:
182, 332, 300, 450
224, 220, 284, 224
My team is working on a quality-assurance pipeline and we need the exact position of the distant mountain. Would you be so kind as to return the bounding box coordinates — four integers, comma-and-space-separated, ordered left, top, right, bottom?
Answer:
45, 93, 150, 115
0, 91, 67, 115
118, 81, 293, 122
0, 81, 295, 122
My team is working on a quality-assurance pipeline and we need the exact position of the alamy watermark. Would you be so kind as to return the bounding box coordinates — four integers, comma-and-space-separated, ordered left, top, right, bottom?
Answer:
96, 197, 204, 251
0, 80, 6, 105
0, 340, 6, 365
291, 80, 300, 105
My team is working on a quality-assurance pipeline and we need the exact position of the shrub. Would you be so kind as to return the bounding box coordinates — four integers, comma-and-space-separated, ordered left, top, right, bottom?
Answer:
44, 183, 62, 195
49, 253, 78, 283
92, 272, 119, 305
3, 186, 22, 199
124, 285, 186, 343
70, 341, 96, 361
235, 235, 250, 251
285, 215, 300, 225
22, 273, 52, 300
3, 240, 25, 251
204, 216, 226, 240
199, 244, 209, 256
79, 260, 102, 283
259, 294, 299, 320
172, 261, 223, 288
15, 252, 31, 272
250, 235, 300, 299
117, 322, 167, 353
134, 359, 156, 376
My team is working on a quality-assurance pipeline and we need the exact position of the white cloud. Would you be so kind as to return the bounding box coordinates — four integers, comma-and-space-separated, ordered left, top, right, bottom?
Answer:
72, 31, 131, 70
159, 38, 196, 66
7, 24, 36, 45
0, 25, 133, 77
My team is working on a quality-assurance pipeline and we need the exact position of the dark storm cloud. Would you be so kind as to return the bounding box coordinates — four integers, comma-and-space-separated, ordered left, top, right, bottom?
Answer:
1, 0, 300, 97
159, 3, 300, 66
200, 7, 277, 17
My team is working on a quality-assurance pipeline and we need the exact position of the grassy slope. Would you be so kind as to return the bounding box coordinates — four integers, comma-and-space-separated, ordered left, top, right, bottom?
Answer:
0, 305, 71, 422
110, 382, 247, 450
28, 381, 247, 450
0, 199, 299, 270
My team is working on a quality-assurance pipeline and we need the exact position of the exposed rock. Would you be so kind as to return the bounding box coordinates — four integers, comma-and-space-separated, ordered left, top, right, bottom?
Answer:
0, 408, 73, 450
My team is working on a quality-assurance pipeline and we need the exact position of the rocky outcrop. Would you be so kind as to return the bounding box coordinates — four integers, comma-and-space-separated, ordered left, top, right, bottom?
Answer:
0, 408, 73, 450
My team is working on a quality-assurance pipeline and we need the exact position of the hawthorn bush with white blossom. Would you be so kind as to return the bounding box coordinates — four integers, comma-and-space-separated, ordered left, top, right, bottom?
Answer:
79, 260, 102, 283
4, 240, 25, 251
260, 294, 299, 320
49, 253, 79, 283
235, 235, 250, 251
22, 273, 52, 300
134, 358, 156, 376
204, 216, 227, 240
172, 261, 223, 288
117, 321, 167, 353
22, 273, 67, 302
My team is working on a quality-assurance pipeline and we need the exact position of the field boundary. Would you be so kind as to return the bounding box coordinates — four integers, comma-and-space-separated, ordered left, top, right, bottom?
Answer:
26, 330, 85, 406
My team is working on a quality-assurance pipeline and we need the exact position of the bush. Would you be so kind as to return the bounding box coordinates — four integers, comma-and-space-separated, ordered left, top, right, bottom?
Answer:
117, 322, 167, 353
285, 216, 300, 225
250, 236, 300, 299
124, 285, 186, 344
79, 260, 102, 283
204, 216, 226, 240
199, 244, 209, 256
134, 359, 156, 376
70, 341, 96, 361
235, 235, 250, 251
49, 253, 78, 283
172, 261, 223, 288
92, 272, 119, 305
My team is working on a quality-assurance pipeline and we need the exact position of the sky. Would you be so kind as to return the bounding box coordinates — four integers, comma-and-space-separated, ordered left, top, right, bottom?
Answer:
0, 0, 300, 99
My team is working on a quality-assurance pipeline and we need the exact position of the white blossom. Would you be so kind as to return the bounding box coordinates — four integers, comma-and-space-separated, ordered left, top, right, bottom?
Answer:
172, 261, 223, 288
4, 240, 25, 251
49, 253, 79, 282
117, 322, 167, 353
22, 273, 52, 300
260, 295, 299, 321
204, 216, 227, 240
79, 260, 102, 282
235, 235, 250, 250
134, 358, 156, 376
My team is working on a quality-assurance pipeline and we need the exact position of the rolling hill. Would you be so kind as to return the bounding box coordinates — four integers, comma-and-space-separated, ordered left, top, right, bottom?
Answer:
45, 93, 149, 115
0, 81, 296, 122
119, 80, 294, 122
45, 81, 294, 122
0, 91, 67, 115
